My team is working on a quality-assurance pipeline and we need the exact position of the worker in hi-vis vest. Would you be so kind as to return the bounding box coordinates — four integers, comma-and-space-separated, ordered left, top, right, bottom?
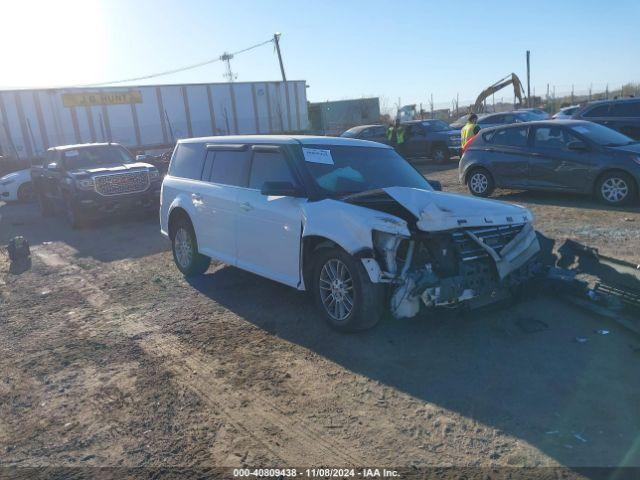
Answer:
461, 113, 481, 148
387, 119, 406, 155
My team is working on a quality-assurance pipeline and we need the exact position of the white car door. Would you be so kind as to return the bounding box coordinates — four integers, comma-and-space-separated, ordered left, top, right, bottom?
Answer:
196, 146, 250, 265
235, 146, 304, 288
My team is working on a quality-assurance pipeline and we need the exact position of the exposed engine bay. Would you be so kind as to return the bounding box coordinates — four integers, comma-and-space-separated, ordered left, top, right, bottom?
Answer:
343, 189, 541, 319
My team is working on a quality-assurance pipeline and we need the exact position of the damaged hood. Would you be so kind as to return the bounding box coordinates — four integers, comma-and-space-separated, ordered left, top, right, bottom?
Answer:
382, 187, 533, 232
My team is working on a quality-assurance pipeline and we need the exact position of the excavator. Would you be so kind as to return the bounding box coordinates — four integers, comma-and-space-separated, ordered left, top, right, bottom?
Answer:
473, 73, 526, 113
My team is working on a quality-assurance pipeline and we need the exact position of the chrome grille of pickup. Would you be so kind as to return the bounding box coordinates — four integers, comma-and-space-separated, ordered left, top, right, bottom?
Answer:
94, 171, 150, 196
452, 223, 525, 261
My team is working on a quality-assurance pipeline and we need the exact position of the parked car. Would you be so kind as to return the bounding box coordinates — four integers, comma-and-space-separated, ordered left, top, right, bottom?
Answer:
552, 105, 580, 120
572, 97, 640, 140
459, 120, 640, 205
450, 113, 487, 129
341, 120, 461, 162
0, 168, 34, 202
31, 143, 162, 228
475, 110, 539, 129
160, 135, 541, 332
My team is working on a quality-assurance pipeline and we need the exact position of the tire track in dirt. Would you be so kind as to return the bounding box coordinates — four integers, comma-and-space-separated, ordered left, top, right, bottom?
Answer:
35, 248, 365, 466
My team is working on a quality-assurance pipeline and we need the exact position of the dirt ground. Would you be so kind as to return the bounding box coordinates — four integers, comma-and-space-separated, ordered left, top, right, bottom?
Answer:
1, 165, 639, 471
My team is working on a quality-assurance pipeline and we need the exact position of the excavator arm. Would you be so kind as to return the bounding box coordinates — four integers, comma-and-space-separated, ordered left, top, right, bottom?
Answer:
473, 73, 526, 113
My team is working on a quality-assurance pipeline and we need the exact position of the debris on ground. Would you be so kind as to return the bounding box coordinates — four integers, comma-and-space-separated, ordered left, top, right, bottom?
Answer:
6, 235, 31, 274
575, 337, 588, 344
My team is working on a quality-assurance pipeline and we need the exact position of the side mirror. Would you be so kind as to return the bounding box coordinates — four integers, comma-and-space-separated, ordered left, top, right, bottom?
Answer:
46, 162, 59, 171
567, 140, 588, 151
261, 181, 305, 197
136, 154, 148, 161
428, 180, 442, 191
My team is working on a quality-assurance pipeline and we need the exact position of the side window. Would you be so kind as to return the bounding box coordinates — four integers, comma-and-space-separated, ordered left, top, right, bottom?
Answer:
487, 126, 529, 147
208, 149, 250, 187
502, 114, 515, 124
583, 104, 610, 117
481, 115, 501, 125
249, 151, 297, 190
201, 151, 215, 180
360, 128, 372, 139
372, 126, 386, 137
168, 143, 205, 180
534, 127, 577, 149
611, 102, 640, 117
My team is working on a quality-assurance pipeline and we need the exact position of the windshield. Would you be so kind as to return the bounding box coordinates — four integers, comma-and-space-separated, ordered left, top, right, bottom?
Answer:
62, 146, 134, 170
422, 120, 450, 131
570, 123, 636, 146
302, 145, 432, 196
340, 128, 360, 138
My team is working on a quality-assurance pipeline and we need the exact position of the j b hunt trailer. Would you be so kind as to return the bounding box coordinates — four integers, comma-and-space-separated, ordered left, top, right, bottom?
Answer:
0, 80, 309, 160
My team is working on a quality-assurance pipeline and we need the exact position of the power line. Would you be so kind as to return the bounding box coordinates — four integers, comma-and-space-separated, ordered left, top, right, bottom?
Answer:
71, 37, 276, 88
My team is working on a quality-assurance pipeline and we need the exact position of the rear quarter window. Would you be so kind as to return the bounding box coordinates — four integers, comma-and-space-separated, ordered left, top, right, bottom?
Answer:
169, 143, 205, 180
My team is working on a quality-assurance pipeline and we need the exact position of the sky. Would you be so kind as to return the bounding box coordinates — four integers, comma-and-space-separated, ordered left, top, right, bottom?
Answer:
1, 0, 639, 110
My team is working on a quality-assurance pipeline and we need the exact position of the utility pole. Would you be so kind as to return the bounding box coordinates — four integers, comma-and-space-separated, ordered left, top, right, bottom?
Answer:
456, 93, 459, 116
571, 84, 574, 104
430, 93, 434, 119
273, 33, 287, 82
220, 52, 236, 82
526, 50, 531, 107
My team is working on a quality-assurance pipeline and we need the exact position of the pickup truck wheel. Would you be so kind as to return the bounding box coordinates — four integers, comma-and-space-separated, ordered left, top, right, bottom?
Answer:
596, 171, 636, 206
17, 182, 34, 202
432, 145, 450, 164
171, 218, 210, 276
37, 193, 54, 216
313, 248, 384, 332
64, 196, 84, 229
467, 168, 495, 197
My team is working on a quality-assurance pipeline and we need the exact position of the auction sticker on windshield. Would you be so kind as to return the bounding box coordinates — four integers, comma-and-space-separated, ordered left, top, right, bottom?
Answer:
302, 148, 334, 165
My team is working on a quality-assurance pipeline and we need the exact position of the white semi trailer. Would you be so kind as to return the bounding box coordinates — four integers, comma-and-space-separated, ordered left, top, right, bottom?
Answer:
0, 80, 309, 161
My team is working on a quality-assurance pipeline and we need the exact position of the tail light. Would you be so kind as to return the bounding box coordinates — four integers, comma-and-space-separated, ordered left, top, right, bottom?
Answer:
461, 134, 478, 155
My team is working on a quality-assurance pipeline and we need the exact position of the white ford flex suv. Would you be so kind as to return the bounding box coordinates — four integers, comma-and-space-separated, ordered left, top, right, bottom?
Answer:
160, 135, 541, 331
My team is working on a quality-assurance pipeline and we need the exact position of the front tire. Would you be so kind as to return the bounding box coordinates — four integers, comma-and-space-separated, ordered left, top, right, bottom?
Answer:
312, 248, 384, 332
171, 217, 211, 276
467, 168, 495, 197
596, 171, 636, 206
64, 196, 85, 229
432, 145, 450, 164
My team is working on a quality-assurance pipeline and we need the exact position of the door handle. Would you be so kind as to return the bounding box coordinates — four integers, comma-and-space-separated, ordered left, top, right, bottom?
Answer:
239, 202, 253, 212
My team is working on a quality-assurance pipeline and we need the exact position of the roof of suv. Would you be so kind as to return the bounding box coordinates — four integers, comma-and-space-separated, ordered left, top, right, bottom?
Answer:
178, 135, 391, 148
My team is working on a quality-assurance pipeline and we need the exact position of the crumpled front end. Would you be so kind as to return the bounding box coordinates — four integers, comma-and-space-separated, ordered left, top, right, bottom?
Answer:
372, 220, 541, 319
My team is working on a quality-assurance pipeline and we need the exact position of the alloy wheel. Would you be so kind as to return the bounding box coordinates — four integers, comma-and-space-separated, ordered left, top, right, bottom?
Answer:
319, 258, 354, 322
433, 149, 445, 162
174, 228, 193, 268
601, 177, 629, 203
470, 172, 488, 194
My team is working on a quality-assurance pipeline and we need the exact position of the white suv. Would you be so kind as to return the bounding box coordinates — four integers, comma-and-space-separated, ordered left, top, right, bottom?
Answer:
160, 136, 540, 331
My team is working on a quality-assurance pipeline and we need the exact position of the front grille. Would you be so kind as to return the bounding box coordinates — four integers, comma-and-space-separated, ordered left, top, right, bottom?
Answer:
452, 223, 525, 261
94, 171, 150, 196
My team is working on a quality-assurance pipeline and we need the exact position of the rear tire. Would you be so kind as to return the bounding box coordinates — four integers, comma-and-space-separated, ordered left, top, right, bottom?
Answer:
467, 167, 495, 197
171, 217, 210, 276
17, 182, 34, 202
431, 145, 450, 164
595, 171, 636, 206
312, 248, 385, 332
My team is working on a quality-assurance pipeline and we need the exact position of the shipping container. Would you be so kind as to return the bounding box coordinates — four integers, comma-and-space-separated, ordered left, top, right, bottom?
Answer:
308, 97, 380, 135
0, 80, 309, 163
